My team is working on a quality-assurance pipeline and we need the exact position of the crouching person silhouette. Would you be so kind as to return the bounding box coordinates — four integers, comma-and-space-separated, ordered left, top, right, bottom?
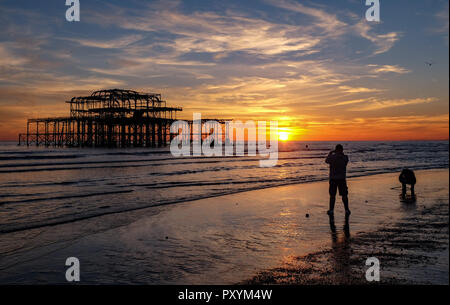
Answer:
399, 168, 416, 199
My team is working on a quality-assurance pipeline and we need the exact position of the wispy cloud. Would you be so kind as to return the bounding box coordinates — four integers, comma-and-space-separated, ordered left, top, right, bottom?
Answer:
0, 0, 447, 140
86, 9, 323, 57
0, 44, 28, 66
368, 64, 410, 74
354, 21, 401, 55
349, 97, 438, 111
339, 86, 383, 93
434, 2, 449, 45
60, 35, 144, 49
264, 0, 348, 35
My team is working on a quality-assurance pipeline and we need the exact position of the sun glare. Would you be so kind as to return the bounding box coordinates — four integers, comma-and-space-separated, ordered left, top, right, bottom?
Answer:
279, 131, 289, 141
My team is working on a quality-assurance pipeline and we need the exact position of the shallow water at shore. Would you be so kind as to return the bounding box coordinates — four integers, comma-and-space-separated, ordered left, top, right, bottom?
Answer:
0, 169, 447, 284
0, 141, 447, 236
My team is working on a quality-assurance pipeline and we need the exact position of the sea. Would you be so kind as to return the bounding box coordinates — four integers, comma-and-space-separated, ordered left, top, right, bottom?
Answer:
0, 140, 448, 284
0, 140, 448, 234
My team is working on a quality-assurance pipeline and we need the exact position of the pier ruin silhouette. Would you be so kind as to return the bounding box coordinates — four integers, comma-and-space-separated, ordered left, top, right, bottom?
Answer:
18, 89, 226, 148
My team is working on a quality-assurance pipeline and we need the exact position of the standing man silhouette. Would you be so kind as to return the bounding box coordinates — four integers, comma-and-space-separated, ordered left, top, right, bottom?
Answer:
326, 144, 350, 216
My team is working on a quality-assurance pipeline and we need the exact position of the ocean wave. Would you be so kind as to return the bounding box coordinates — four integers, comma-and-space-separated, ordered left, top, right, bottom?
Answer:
0, 141, 447, 235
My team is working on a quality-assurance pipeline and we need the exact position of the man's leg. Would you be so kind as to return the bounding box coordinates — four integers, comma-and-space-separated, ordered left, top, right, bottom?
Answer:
339, 180, 350, 215
328, 180, 337, 214
342, 195, 350, 214
402, 183, 407, 197
329, 195, 336, 213
411, 183, 415, 196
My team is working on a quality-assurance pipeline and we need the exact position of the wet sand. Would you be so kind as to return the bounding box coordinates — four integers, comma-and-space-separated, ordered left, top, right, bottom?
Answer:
0, 169, 448, 284
245, 171, 449, 285
244, 200, 448, 285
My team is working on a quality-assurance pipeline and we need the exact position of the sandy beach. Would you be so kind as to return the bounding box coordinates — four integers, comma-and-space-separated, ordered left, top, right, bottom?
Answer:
0, 168, 448, 284
245, 181, 449, 285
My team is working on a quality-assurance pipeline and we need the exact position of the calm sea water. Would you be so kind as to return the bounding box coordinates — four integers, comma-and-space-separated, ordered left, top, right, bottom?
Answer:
0, 140, 448, 284
0, 141, 448, 234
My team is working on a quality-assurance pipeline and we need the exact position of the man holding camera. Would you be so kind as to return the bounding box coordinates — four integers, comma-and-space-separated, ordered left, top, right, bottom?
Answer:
325, 144, 350, 216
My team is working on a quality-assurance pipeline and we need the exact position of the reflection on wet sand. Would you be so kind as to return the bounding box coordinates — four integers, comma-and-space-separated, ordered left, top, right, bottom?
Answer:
328, 214, 352, 282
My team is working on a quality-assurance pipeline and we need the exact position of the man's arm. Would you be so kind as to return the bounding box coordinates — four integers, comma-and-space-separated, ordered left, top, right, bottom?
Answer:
325, 151, 334, 164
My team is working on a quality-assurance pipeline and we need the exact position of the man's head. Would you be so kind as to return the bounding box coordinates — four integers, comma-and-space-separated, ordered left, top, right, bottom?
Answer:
335, 144, 344, 152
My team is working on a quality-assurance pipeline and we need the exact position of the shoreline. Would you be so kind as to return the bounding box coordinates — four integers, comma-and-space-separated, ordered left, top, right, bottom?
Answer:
1, 165, 448, 235
0, 168, 448, 284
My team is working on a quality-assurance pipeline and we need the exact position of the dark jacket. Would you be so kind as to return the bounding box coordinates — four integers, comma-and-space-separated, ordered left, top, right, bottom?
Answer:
399, 169, 416, 185
325, 152, 349, 180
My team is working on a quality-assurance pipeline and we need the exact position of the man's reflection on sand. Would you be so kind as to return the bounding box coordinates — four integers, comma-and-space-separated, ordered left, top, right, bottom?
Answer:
328, 214, 352, 282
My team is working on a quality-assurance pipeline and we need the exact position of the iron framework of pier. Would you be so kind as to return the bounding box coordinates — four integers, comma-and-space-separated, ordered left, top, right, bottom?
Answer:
18, 89, 198, 148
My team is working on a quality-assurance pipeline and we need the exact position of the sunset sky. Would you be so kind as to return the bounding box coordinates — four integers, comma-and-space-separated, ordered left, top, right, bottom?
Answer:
0, 0, 448, 141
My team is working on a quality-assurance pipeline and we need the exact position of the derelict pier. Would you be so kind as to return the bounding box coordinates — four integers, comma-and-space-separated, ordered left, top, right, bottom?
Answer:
18, 89, 183, 148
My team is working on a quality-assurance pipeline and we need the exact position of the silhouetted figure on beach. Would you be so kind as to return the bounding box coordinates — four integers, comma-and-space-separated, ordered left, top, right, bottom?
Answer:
325, 144, 350, 216
399, 168, 416, 199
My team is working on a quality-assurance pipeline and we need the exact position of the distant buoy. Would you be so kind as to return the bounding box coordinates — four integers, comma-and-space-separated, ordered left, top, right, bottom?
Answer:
305, 213, 310, 218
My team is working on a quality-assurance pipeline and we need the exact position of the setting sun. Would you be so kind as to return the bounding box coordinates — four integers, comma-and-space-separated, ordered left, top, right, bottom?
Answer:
279, 132, 289, 141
